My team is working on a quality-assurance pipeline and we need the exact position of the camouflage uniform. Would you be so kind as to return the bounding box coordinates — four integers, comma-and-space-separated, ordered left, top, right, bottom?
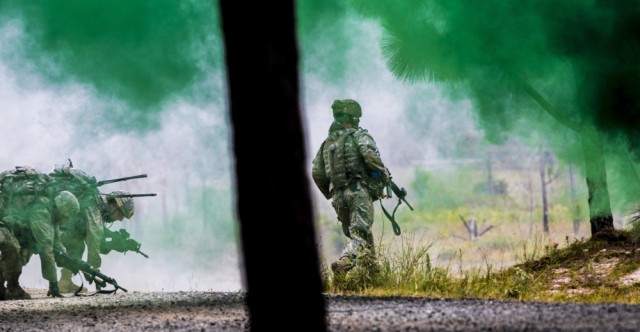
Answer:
0, 166, 79, 298
312, 99, 390, 274
49, 166, 133, 293
16, 195, 67, 282
0, 222, 25, 300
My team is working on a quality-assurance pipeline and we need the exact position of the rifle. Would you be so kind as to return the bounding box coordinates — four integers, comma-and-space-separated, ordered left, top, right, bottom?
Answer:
101, 228, 149, 258
96, 174, 148, 187
380, 176, 414, 236
54, 250, 128, 294
101, 193, 157, 198
387, 180, 414, 211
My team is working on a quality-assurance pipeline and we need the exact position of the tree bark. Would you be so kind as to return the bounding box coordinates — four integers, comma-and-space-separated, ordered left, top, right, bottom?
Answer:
580, 125, 614, 234
539, 148, 550, 234
218, 1, 327, 331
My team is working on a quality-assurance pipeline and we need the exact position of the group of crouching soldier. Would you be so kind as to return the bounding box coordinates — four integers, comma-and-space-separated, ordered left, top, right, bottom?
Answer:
0, 163, 140, 300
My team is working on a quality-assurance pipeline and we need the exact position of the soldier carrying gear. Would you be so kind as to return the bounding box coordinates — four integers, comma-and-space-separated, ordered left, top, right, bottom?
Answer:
0, 166, 80, 299
50, 161, 150, 294
50, 162, 135, 294
312, 99, 390, 279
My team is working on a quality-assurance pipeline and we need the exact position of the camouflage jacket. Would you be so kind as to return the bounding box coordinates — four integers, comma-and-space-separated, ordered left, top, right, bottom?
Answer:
312, 126, 390, 201
0, 166, 55, 216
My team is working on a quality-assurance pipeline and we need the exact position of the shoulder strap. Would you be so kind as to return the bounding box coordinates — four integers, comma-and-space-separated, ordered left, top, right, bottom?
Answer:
380, 200, 402, 236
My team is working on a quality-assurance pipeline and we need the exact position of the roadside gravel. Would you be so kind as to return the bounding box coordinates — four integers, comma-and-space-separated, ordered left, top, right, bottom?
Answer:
2, 290, 640, 331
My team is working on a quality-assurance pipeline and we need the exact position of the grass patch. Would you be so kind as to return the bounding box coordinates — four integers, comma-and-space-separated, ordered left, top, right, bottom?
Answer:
321, 228, 640, 304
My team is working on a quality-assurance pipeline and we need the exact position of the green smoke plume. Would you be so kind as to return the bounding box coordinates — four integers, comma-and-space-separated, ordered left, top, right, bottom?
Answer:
297, 1, 353, 85
0, 0, 221, 130
350, 0, 640, 216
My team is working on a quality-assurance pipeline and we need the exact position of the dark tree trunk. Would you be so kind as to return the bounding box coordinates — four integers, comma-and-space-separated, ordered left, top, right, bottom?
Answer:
515, 77, 614, 238
580, 125, 614, 235
218, 2, 327, 331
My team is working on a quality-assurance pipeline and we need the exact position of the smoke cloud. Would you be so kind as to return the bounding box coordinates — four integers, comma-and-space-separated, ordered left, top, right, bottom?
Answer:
0, 2, 239, 292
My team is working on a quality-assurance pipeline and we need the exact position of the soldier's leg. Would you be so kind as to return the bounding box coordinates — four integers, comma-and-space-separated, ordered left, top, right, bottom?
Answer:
330, 190, 355, 274
28, 207, 63, 297
58, 230, 87, 293
85, 207, 104, 270
0, 227, 30, 300
345, 183, 377, 268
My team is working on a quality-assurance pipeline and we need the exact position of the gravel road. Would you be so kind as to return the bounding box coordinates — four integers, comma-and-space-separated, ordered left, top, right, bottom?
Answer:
2, 290, 640, 331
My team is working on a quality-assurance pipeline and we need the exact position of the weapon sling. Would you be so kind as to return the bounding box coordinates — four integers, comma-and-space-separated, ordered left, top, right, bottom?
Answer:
380, 199, 402, 236
72, 277, 120, 297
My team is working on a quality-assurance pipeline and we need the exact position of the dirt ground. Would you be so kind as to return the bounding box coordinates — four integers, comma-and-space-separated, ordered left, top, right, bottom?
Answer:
3, 289, 640, 331
0, 289, 248, 331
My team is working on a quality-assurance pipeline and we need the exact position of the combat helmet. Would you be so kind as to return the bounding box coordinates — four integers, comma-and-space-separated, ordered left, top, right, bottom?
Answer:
54, 190, 80, 220
331, 99, 362, 118
108, 191, 135, 219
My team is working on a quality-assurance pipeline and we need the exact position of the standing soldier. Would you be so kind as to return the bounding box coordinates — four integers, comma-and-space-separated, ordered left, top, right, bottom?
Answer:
0, 166, 80, 298
49, 163, 135, 293
311, 99, 390, 277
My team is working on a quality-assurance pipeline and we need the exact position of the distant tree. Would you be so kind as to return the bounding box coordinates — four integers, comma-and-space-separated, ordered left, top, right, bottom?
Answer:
539, 148, 559, 234
351, 1, 640, 236
455, 215, 495, 241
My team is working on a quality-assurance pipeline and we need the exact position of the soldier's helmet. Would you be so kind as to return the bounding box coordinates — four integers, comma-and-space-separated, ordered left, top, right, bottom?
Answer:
108, 191, 135, 219
54, 190, 80, 220
332, 99, 362, 118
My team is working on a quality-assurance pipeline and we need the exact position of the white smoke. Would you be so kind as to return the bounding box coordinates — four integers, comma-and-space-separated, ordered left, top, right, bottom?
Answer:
0, 22, 242, 292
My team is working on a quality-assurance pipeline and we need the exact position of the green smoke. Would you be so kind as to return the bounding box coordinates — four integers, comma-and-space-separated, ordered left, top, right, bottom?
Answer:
350, 0, 640, 214
297, 1, 354, 85
0, 0, 221, 130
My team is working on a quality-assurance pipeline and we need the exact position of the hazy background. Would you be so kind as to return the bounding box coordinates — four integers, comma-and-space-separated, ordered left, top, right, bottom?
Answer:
1, 1, 638, 291
0, 1, 241, 291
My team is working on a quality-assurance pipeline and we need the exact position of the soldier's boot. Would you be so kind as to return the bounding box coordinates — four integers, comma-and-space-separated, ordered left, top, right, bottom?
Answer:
5, 277, 31, 300
58, 271, 87, 293
331, 256, 354, 276
47, 281, 64, 298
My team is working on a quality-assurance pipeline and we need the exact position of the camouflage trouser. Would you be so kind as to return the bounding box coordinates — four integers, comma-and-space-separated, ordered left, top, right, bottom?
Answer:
21, 198, 63, 283
60, 205, 104, 271
331, 179, 375, 265
0, 226, 22, 281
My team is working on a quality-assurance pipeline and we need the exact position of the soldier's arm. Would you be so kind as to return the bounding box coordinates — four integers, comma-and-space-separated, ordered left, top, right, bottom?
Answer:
311, 143, 331, 199
356, 132, 390, 183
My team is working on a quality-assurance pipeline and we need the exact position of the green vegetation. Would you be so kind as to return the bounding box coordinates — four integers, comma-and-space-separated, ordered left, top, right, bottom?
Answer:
321, 227, 640, 304
317, 163, 640, 304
